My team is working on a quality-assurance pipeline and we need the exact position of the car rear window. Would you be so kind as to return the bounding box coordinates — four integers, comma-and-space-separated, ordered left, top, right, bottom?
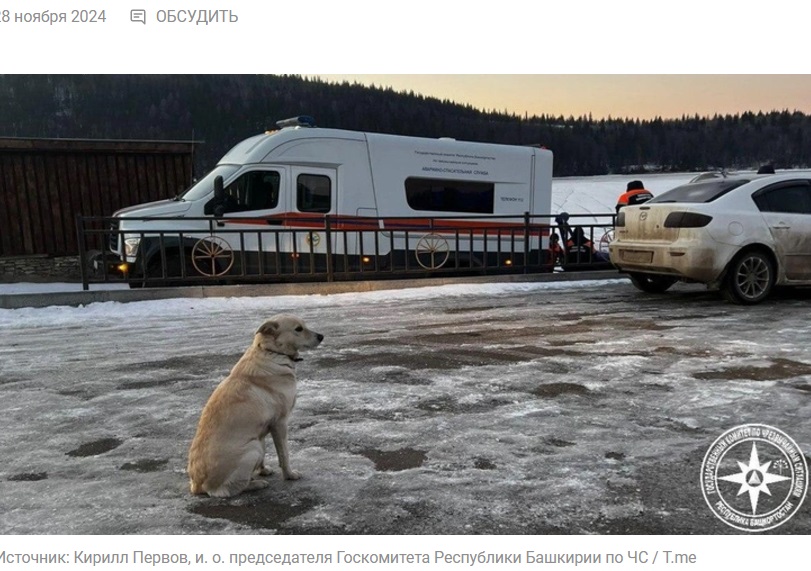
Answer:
648, 179, 750, 204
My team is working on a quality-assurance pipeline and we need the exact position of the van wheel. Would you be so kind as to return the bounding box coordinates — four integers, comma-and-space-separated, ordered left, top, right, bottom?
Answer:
629, 273, 678, 293
140, 252, 185, 287
722, 250, 774, 305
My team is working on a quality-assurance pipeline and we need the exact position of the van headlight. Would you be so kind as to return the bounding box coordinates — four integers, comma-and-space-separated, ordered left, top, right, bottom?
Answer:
124, 237, 141, 256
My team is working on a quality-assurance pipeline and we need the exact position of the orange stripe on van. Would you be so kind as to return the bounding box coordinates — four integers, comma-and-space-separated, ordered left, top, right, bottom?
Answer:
222, 213, 551, 235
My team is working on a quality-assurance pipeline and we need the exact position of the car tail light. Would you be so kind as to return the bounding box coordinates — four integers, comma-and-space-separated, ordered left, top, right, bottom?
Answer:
615, 212, 625, 227
664, 212, 713, 228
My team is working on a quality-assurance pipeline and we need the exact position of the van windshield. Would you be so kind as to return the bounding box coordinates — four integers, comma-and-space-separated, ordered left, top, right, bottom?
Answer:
178, 165, 240, 201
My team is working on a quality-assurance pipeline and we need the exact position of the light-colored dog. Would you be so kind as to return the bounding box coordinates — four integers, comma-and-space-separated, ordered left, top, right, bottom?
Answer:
188, 314, 324, 497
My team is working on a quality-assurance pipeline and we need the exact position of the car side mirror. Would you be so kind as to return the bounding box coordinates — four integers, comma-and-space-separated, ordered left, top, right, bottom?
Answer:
210, 176, 226, 217
214, 175, 224, 202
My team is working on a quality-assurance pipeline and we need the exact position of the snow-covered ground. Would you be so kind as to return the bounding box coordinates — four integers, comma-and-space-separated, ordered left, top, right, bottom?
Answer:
1, 278, 810, 535
0, 282, 129, 295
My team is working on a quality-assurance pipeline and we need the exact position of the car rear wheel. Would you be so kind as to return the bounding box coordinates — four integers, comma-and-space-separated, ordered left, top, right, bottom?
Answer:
629, 273, 678, 293
722, 251, 774, 305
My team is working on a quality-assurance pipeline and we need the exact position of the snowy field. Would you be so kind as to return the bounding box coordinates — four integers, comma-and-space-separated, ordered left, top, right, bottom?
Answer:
550, 172, 694, 220
1, 171, 809, 536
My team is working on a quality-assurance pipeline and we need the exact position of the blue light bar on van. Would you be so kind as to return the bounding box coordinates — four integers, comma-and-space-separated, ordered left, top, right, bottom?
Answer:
275, 115, 316, 129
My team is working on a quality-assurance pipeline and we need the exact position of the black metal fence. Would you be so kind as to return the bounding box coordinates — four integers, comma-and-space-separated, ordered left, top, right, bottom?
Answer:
76, 212, 616, 289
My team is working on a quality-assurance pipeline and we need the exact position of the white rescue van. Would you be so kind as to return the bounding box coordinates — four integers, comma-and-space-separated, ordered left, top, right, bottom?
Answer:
108, 116, 554, 281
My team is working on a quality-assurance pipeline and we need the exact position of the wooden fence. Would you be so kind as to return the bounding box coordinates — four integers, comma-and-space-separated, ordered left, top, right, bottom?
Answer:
0, 137, 197, 257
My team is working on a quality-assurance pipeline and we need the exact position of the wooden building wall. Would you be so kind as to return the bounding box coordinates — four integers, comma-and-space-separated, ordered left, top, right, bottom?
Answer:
0, 138, 196, 257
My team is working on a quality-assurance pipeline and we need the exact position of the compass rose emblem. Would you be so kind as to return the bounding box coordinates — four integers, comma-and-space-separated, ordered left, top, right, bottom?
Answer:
701, 424, 807, 532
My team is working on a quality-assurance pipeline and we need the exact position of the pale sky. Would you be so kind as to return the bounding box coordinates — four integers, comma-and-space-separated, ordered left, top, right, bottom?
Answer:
314, 75, 811, 121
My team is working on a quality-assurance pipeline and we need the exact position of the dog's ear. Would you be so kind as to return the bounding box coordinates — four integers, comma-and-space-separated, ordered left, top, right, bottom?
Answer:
256, 320, 279, 337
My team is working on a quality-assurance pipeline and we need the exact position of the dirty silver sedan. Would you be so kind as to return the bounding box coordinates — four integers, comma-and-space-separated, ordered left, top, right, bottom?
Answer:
609, 172, 811, 304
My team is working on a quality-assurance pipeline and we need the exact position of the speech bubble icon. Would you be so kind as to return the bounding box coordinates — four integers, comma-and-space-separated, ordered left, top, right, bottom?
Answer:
130, 9, 146, 24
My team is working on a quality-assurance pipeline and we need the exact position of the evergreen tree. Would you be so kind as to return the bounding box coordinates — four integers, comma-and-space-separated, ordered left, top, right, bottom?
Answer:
0, 74, 808, 177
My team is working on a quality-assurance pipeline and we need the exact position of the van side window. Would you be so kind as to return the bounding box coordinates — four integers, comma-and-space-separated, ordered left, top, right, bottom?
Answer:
297, 174, 331, 213
221, 171, 280, 213
405, 177, 494, 214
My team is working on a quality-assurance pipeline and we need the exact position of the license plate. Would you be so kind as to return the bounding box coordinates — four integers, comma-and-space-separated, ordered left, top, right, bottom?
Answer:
621, 250, 653, 264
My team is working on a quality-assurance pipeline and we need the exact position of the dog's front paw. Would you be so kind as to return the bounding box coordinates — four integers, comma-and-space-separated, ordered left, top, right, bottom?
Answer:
283, 469, 301, 481
258, 465, 274, 477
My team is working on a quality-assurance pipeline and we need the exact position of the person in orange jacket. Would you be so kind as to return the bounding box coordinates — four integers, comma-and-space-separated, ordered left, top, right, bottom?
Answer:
548, 232, 564, 266
616, 180, 654, 213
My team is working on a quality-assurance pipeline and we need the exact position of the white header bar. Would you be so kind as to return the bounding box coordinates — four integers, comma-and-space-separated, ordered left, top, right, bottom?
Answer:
1, 1, 809, 73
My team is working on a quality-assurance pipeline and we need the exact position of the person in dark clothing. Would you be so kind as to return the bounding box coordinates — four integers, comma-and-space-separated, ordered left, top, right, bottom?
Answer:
566, 226, 609, 263
616, 180, 654, 213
